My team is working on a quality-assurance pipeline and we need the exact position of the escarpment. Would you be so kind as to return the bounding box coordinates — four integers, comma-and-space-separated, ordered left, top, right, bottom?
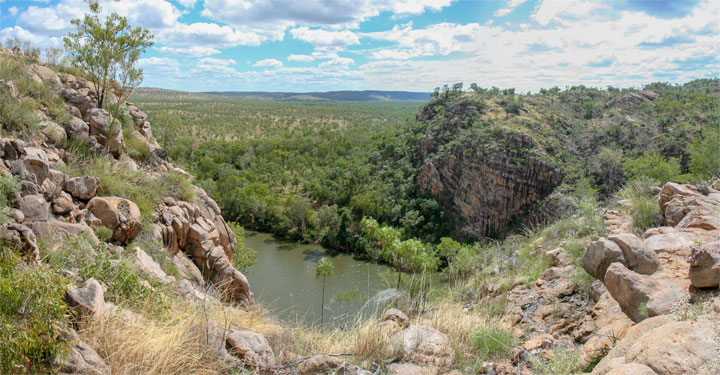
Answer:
414, 93, 564, 239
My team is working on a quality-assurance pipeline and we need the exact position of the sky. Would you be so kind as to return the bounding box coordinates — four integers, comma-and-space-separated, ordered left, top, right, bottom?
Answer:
0, 0, 718, 93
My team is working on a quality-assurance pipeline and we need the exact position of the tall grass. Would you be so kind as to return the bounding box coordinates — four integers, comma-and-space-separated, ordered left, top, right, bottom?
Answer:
619, 177, 660, 232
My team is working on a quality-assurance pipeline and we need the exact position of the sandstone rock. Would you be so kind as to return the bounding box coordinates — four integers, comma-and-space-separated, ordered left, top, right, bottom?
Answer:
169, 251, 204, 283
65, 117, 90, 140
201, 246, 253, 303
40, 119, 67, 146
336, 362, 373, 375
0, 137, 25, 160
390, 325, 454, 367
582, 291, 634, 362
28, 64, 61, 87
608, 233, 660, 275
85, 108, 124, 156
522, 334, 553, 351
687, 241, 720, 288
590, 280, 607, 302
659, 182, 720, 230
643, 229, 694, 255
64, 176, 99, 200
546, 247, 571, 266
53, 330, 110, 375
604, 363, 657, 375
387, 363, 435, 375
60, 88, 94, 117
583, 238, 625, 280
86, 196, 142, 244
0, 222, 40, 263
66, 278, 110, 317
52, 191, 75, 215
134, 248, 173, 284
297, 355, 344, 375
604, 263, 687, 322
27, 219, 98, 246
22, 147, 50, 185
225, 329, 275, 369
382, 308, 410, 328
17, 194, 49, 222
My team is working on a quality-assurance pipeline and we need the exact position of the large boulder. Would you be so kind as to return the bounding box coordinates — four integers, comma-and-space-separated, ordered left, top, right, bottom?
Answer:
66, 278, 111, 317
603, 263, 688, 322
22, 147, 50, 185
643, 228, 694, 255
26, 219, 98, 246
59, 88, 94, 117
390, 325, 454, 367
17, 194, 49, 222
84, 108, 124, 156
65, 117, 90, 140
86, 196, 142, 244
52, 329, 110, 375
687, 241, 720, 288
583, 238, 626, 280
225, 329, 275, 369
64, 176, 99, 200
134, 247, 173, 284
659, 182, 720, 230
591, 316, 719, 375
28, 64, 62, 87
608, 233, 660, 275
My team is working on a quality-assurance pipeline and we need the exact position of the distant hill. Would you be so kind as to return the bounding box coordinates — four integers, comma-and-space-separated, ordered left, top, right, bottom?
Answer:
202, 90, 430, 101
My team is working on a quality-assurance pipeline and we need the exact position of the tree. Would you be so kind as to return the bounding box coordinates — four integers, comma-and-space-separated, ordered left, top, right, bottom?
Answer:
64, 0, 153, 111
315, 257, 334, 325
155, 112, 178, 150
689, 127, 720, 179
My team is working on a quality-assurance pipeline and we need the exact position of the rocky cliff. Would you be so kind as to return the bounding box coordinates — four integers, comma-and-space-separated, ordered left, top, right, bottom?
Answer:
414, 93, 564, 239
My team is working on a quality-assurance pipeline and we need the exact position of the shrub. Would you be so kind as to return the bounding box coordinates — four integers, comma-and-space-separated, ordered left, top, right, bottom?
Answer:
471, 324, 516, 361
123, 127, 151, 162
0, 175, 21, 223
0, 247, 70, 373
228, 222, 257, 272
689, 127, 720, 179
95, 225, 113, 243
624, 153, 681, 183
533, 347, 583, 375
619, 177, 660, 231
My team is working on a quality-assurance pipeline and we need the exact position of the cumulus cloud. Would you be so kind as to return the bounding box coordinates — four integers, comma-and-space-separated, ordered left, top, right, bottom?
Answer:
290, 27, 360, 47
366, 22, 481, 59
254, 58, 283, 68
319, 56, 354, 70
532, 0, 606, 26
157, 22, 267, 48
288, 54, 316, 62
494, 0, 527, 17
155, 46, 221, 57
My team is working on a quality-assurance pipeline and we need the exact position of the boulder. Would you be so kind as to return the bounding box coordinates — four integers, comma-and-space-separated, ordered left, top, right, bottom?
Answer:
382, 308, 410, 328
603, 263, 687, 322
643, 229, 694, 255
297, 355, 344, 375
52, 191, 75, 215
86, 196, 142, 244
604, 363, 657, 375
66, 278, 111, 317
40, 119, 67, 146
659, 182, 720, 230
27, 220, 98, 246
17, 194, 49, 222
28, 64, 61, 87
65, 117, 90, 140
134, 248, 173, 284
592, 317, 718, 375
608, 233, 660, 275
201, 246, 254, 303
60, 88, 94, 117
22, 147, 50, 185
52, 329, 110, 375
583, 238, 626, 280
0, 223, 40, 264
687, 241, 720, 288
390, 325, 454, 367
387, 363, 434, 375
64, 176, 99, 200
225, 329, 275, 369
85, 108, 124, 156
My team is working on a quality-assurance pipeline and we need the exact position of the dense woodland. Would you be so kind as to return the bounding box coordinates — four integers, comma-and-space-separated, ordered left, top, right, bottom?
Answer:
132, 80, 719, 262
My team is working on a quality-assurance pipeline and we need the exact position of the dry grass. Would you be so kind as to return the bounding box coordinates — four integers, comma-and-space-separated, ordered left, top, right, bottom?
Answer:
81, 312, 226, 375
420, 302, 490, 352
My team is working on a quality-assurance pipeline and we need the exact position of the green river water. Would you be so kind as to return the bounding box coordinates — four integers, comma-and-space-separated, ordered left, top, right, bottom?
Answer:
244, 232, 393, 326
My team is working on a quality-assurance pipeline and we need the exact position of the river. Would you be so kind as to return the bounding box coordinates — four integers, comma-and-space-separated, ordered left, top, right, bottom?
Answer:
244, 232, 393, 327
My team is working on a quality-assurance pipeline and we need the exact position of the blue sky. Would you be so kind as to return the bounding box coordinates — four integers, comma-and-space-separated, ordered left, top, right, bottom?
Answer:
0, 0, 718, 92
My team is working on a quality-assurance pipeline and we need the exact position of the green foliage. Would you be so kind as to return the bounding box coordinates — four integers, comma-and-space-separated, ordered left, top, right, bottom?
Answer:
0, 175, 21, 223
533, 347, 583, 375
95, 225, 113, 243
624, 153, 681, 183
123, 126, 151, 162
63, 0, 153, 109
619, 177, 660, 232
689, 127, 720, 179
0, 247, 70, 373
228, 222, 258, 272
471, 324, 516, 361
316, 257, 335, 278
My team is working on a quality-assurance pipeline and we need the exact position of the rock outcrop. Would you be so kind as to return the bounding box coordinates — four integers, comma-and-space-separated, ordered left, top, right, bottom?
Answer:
86, 196, 142, 244
154, 191, 253, 304
687, 241, 720, 288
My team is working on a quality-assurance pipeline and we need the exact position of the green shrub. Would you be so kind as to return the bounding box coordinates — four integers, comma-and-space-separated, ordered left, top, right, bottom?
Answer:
123, 127, 151, 162
0, 175, 21, 223
624, 153, 681, 184
533, 347, 582, 375
228, 222, 257, 272
95, 225, 113, 243
689, 127, 720, 179
0, 247, 70, 373
564, 238, 585, 262
471, 324, 516, 361
619, 177, 660, 231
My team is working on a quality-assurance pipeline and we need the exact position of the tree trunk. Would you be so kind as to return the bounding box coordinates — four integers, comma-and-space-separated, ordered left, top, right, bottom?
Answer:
321, 276, 326, 325
397, 268, 402, 289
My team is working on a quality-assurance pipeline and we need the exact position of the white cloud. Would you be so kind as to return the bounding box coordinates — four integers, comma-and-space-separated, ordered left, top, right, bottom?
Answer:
177, 0, 197, 8
319, 56, 354, 70
254, 58, 283, 68
199, 57, 237, 66
157, 22, 268, 48
155, 46, 221, 57
8, 7, 19, 17
290, 27, 360, 47
288, 54, 316, 62
366, 22, 481, 59
532, 0, 605, 26
494, 0, 527, 17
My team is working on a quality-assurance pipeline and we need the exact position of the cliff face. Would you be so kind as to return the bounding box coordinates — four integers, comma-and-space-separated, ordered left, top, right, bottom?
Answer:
414, 93, 564, 239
